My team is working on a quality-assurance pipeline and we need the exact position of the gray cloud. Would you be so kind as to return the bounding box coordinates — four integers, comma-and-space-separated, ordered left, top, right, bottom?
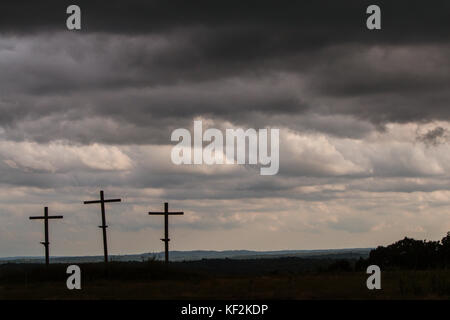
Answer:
1, 1, 450, 256
1, 35, 450, 145
417, 126, 449, 146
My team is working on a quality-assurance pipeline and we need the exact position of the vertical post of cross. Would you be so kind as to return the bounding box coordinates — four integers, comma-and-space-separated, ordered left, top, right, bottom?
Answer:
164, 202, 169, 263
43, 207, 49, 265
100, 190, 108, 263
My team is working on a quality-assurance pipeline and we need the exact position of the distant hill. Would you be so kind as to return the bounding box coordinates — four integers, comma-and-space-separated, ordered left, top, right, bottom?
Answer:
0, 248, 371, 264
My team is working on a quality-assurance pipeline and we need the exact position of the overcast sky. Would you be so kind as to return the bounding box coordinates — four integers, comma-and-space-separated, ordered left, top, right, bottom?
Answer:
1, 0, 450, 257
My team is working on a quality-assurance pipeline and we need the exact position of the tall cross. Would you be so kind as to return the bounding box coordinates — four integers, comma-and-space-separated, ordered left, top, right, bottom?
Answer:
148, 202, 184, 264
83, 190, 121, 263
29, 207, 63, 266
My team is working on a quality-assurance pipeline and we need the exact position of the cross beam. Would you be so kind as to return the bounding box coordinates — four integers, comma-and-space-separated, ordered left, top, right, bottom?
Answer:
29, 207, 63, 266
83, 190, 121, 263
148, 202, 184, 264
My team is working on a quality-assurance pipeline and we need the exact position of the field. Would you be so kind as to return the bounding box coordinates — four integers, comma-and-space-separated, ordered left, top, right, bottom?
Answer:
2, 258, 450, 299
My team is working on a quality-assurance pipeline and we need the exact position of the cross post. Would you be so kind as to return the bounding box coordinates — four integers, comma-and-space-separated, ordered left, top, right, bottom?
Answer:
83, 190, 121, 263
29, 207, 63, 266
148, 202, 184, 264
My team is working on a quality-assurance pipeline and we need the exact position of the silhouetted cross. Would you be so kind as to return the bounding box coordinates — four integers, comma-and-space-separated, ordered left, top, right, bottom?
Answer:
148, 202, 184, 264
84, 190, 121, 263
29, 207, 63, 266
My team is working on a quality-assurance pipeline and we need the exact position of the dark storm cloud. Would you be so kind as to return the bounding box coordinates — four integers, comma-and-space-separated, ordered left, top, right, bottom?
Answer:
0, 0, 449, 144
417, 126, 449, 146
1, 0, 449, 41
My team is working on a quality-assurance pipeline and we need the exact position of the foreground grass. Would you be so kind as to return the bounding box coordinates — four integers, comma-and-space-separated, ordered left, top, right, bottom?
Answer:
1, 261, 450, 299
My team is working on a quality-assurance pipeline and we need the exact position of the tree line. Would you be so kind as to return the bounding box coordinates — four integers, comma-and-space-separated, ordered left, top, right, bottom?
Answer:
356, 232, 450, 270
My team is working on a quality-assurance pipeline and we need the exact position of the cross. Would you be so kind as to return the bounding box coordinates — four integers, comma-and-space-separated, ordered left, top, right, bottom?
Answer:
29, 207, 63, 266
148, 202, 184, 264
83, 190, 121, 263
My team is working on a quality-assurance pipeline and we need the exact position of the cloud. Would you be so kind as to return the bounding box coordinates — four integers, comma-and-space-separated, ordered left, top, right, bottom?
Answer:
417, 126, 449, 146
0, 141, 132, 173
2, 34, 450, 146
1, 1, 450, 255
0, 1, 449, 146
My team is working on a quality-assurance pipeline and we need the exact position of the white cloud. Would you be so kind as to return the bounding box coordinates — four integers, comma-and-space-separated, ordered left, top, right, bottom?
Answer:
0, 141, 132, 172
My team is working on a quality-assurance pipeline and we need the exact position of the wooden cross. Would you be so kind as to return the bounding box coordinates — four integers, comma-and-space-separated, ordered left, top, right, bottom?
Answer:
148, 202, 184, 264
29, 207, 63, 266
83, 190, 121, 263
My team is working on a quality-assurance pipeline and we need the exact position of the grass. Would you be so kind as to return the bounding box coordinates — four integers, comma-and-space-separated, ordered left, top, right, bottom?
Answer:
1, 260, 450, 299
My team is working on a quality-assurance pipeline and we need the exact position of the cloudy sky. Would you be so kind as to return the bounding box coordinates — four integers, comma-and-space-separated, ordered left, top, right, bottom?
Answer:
1, 0, 450, 257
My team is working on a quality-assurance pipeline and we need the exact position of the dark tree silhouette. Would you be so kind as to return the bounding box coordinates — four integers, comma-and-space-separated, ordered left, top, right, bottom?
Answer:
363, 232, 450, 270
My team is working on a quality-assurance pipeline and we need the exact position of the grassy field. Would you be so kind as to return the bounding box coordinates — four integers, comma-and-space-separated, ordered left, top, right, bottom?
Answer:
1, 259, 450, 299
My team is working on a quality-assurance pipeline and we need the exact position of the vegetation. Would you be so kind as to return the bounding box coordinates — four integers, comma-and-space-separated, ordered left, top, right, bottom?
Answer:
357, 232, 450, 270
2, 232, 450, 299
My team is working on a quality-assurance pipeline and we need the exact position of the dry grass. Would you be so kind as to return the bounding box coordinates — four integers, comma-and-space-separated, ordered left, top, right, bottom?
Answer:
2, 269, 450, 299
